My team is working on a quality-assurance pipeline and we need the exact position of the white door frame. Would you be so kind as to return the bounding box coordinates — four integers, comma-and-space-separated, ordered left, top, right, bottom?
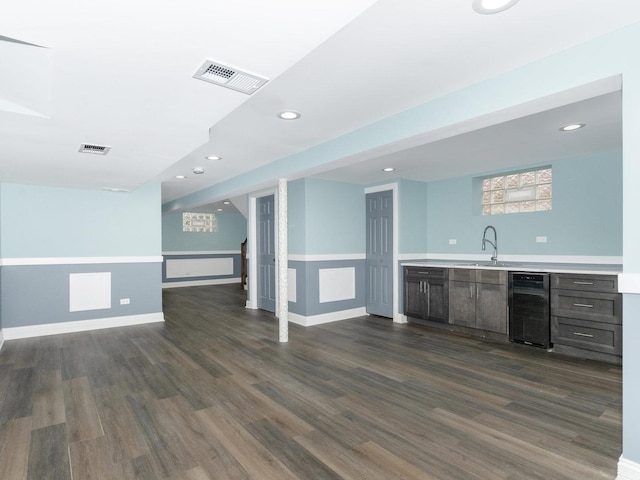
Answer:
247, 187, 279, 312
364, 182, 403, 323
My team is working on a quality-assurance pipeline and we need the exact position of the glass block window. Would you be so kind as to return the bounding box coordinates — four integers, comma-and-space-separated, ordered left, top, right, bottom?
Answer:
182, 212, 216, 232
482, 167, 552, 215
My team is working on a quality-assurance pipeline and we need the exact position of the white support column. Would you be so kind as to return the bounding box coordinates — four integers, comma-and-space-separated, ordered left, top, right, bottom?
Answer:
278, 178, 289, 343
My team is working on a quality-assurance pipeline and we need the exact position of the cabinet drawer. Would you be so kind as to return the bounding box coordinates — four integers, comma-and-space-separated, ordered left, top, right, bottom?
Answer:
476, 269, 507, 285
551, 289, 621, 324
551, 273, 618, 293
449, 268, 475, 282
551, 316, 622, 356
405, 267, 447, 278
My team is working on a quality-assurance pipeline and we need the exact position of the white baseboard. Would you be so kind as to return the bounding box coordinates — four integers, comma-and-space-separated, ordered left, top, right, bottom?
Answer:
162, 278, 240, 289
618, 456, 640, 480
0, 330, 4, 352
288, 307, 367, 327
394, 313, 408, 324
2, 312, 165, 340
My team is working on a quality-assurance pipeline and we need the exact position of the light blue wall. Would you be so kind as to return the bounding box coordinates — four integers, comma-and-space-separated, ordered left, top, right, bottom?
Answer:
0, 182, 161, 257
288, 179, 307, 255
398, 179, 428, 254
289, 178, 365, 255
162, 211, 247, 252
0, 182, 163, 329
425, 150, 622, 257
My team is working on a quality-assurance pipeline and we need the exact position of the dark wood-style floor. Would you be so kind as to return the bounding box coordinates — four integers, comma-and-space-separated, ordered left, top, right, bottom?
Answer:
0, 284, 622, 479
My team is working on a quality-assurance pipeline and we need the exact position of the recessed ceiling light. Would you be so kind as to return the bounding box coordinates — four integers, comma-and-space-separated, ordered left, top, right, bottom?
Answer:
383, 167, 395, 172
217, 208, 223, 212
193, 167, 205, 174
205, 155, 222, 161
559, 123, 586, 132
223, 200, 230, 205
472, 0, 520, 14
101, 187, 128, 192
277, 111, 301, 120
175, 175, 187, 179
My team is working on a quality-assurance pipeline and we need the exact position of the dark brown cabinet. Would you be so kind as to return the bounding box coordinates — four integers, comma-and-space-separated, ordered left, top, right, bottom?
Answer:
550, 273, 622, 363
449, 269, 508, 334
404, 267, 448, 323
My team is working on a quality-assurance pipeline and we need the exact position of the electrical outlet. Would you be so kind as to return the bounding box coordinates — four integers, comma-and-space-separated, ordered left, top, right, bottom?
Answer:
449, 239, 457, 245
120, 298, 130, 305
536, 236, 548, 243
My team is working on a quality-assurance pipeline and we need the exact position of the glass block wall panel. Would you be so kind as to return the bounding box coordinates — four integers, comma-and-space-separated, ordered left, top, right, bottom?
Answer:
491, 204, 505, 215
481, 167, 552, 216
491, 176, 504, 190
521, 171, 536, 186
505, 202, 521, 214
536, 199, 552, 211
506, 174, 520, 188
537, 168, 552, 184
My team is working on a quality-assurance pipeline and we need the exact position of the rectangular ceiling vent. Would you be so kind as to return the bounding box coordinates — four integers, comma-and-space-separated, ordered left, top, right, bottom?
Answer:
79, 143, 111, 155
193, 60, 268, 95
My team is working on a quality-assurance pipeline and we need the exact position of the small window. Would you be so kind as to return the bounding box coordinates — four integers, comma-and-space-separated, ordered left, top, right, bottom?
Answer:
182, 212, 217, 232
482, 167, 552, 215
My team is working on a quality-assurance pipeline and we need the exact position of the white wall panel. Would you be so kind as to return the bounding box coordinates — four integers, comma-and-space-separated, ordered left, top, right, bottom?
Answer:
69, 272, 111, 312
319, 267, 355, 303
165, 258, 233, 279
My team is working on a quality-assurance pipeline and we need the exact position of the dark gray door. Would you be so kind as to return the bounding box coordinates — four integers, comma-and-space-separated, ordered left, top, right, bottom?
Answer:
257, 194, 276, 312
366, 190, 393, 318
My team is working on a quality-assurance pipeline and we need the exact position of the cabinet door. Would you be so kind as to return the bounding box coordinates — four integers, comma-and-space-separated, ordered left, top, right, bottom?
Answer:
449, 281, 475, 327
426, 278, 447, 323
476, 282, 507, 333
404, 275, 426, 319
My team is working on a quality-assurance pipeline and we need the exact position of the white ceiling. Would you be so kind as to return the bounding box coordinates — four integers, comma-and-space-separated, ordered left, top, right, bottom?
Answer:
0, 0, 637, 208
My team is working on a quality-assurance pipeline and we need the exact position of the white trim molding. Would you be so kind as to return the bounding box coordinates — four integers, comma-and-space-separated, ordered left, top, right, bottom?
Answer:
619, 273, 640, 294
162, 250, 240, 255
617, 456, 640, 480
288, 253, 366, 262
0, 256, 163, 266
162, 278, 240, 289
0, 330, 4, 352
289, 307, 367, 327
2, 312, 164, 340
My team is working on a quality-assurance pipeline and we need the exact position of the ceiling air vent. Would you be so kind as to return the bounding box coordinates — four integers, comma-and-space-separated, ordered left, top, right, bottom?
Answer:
193, 60, 268, 95
79, 143, 111, 155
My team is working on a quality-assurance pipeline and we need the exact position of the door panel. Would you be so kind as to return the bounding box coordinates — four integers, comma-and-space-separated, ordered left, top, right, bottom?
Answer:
257, 195, 276, 312
366, 190, 393, 318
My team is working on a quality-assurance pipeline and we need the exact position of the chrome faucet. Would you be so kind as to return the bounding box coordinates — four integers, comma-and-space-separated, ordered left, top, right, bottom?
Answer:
482, 225, 498, 264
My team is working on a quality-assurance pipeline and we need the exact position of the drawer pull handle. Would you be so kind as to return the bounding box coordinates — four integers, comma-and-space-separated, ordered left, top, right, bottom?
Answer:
573, 332, 595, 338
573, 281, 594, 285
573, 303, 594, 308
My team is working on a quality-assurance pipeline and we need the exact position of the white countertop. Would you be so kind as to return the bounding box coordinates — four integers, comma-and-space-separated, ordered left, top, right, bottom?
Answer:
401, 260, 622, 275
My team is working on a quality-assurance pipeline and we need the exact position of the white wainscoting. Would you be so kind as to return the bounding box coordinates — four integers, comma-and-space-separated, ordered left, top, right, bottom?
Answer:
288, 268, 297, 303
618, 456, 640, 480
318, 267, 355, 303
165, 257, 234, 279
2, 312, 165, 340
289, 307, 367, 327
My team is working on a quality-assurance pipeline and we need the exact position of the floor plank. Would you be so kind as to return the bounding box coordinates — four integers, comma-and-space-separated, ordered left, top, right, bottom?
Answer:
0, 284, 623, 479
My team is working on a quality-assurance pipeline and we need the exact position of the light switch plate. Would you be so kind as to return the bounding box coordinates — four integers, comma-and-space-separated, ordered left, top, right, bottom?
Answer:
536, 236, 548, 243
120, 298, 130, 305
449, 239, 457, 245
